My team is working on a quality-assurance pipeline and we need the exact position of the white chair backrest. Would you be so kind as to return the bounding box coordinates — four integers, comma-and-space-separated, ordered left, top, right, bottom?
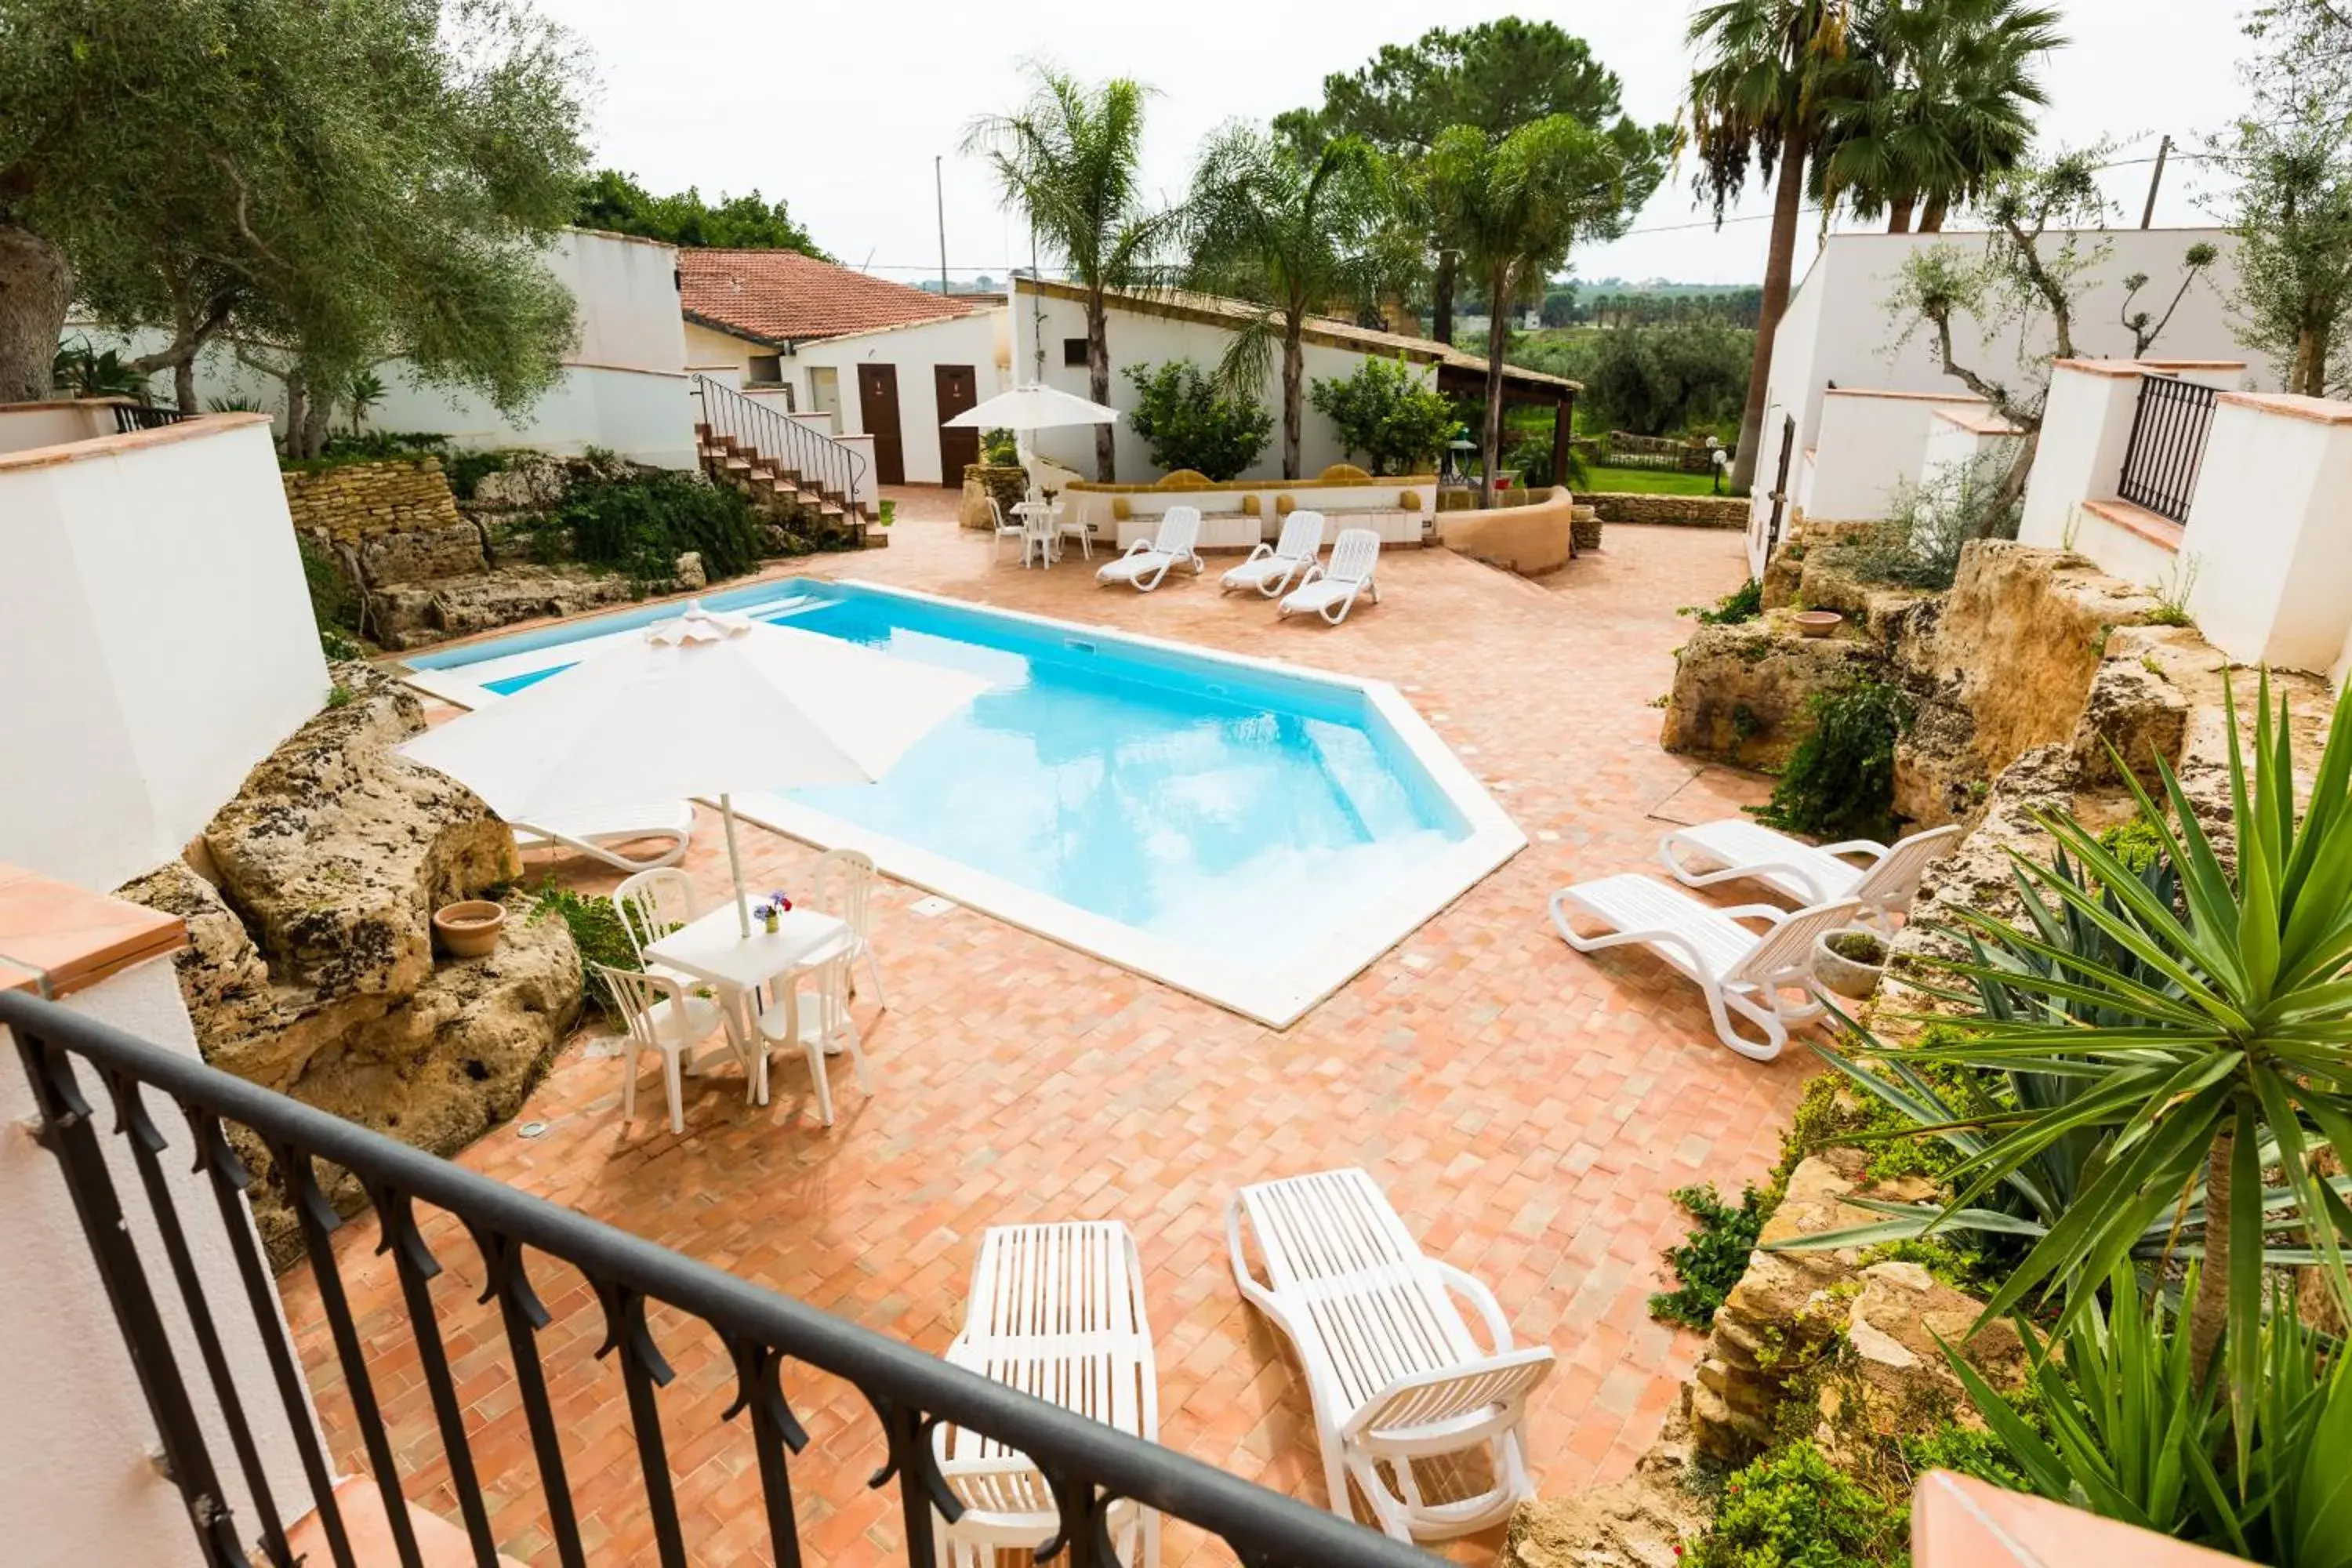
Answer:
1274, 509, 1326, 562
1155, 505, 1202, 556
986, 494, 1014, 531
593, 963, 683, 1050
1022, 504, 1055, 542
809, 847, 878, 940
1854, 825, 1962, 907
1348, 1347, 1556, 1445
1730, 900, 1863, 986
612, 868, 698, 964
1326, 528, 1381, 586
795, 946, 856, 1040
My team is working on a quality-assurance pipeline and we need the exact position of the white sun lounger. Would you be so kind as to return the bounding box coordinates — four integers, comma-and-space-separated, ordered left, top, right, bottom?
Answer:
1096, 506, 1203, 591
514, 801, 695, 872
1658, 820, 1960, 930
934, 1222, 1160, 1567
1227, 1167, 1553, 1543
1221, 509, 1326, 597
1277, 528, 1380, 625
1550, 874, 1861, 1061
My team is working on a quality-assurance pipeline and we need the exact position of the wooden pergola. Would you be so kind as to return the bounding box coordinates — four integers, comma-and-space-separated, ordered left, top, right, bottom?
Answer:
1434, 360, 1581, 485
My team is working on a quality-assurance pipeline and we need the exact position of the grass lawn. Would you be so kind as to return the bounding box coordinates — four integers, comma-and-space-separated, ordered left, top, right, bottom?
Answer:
1580, 463, 1743, 497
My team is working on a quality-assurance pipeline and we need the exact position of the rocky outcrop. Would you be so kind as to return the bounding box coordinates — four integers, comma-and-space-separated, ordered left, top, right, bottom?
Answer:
960, 463, 1029, 530
117, 663, 581, 1263
1503, 1414, 1709, 1568
1819, 1261, 2027, 1455
365, 568, 637, 651
1662, 615, 1880, 770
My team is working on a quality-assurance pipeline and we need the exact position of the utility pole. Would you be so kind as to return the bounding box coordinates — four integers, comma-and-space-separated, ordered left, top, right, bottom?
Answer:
935, 155, 950, 299
2140, 135, 2172, 229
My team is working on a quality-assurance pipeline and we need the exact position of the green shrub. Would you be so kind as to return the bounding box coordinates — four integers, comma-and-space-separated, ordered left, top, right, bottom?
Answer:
298, 533, 363, 651
445, 448, 510, 500
1122, 360, 1272, 481
529, 884, 637, 1013
320, 627, 364, 662
1308, 355, 1457, 475
553, 470, 764, 583
1685, 1440, 1907, 1568
981, 427, 1019, 466
2094, 815, 2166, 875
1753, 679, 1907, 841
1685, 577, 1763, 625
1839, 448, 2020, 592
1649, 1182, 1770, 1331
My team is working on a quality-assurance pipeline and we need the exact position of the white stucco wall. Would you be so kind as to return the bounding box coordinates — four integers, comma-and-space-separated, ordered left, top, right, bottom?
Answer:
2180, 396, 2352, 670
2, 956, 321, 1568
1803, 390, 1987, 523
1011, 279, 1446, 485
0, 417, 328, 892
2019, 363, 2146, 549
1750, 227, 2250, 551
0, 401, 114, 455
790, 310, 1011, 485
1918, 411, 2022, 492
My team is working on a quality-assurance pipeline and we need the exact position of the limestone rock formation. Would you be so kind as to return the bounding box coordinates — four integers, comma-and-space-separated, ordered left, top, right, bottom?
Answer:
1662, 616, 1879, 770
1503, 1414, 1709, 1568
1820, 1261, 2027, 1450
365, 568, 637, 650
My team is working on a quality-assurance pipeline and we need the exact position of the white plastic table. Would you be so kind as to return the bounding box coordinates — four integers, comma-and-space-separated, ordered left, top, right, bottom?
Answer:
644, 902, 852, 1098
1011, 500, 1062, 565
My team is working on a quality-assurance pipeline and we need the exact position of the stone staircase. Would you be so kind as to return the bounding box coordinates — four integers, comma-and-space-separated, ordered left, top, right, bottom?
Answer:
691, 373, 877, 548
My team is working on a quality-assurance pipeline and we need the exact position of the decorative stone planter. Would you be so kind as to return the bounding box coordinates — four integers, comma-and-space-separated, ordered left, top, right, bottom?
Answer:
1813, 927, 1888, 1000
432, 899, 507, 959
1792, 609, 1844, 639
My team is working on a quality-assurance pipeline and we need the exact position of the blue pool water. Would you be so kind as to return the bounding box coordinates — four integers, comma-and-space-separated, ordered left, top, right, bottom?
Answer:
424, 583, 1471, 967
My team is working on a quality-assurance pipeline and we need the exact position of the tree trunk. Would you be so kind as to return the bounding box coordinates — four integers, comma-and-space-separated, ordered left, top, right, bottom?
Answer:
1730, 123, 1808, 493
283, 367, 307, 456
1086, 293, 1114, 481
1886, 196, 1915, 234
301, 380, 332, 459
176, 358, 198, 416
1919, 195, 1950, 233
2187, 1128, 2233, 1389
0, 223, 73, 403
1281, 316, 1305, 480
1432, 249, 1457, 345
1479, 265, 1510, 510
2292, 325, 2327, 397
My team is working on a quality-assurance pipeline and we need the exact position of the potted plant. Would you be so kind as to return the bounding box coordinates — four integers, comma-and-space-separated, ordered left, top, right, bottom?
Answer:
750, 889, 792, 934
432, 898, 506, 958
1813, 926, 1888, 999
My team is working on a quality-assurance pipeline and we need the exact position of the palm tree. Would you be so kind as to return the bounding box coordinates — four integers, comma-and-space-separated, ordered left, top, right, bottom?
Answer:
1686, 0, 1857, 492
1421, 117, 1659, 507
1185, 127, 1387, 478
964, 66, 1180, 481
1813, 0, 2063, 233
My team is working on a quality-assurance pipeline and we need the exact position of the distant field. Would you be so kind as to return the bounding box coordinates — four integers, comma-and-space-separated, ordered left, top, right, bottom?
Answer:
1578, 464, 1738, 497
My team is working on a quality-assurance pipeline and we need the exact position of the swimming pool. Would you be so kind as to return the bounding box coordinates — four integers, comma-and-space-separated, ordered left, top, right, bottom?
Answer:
406, 579, 1522, 1025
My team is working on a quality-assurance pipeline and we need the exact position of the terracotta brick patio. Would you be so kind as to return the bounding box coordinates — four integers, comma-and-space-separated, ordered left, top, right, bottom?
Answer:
277, 498, 1808, 1565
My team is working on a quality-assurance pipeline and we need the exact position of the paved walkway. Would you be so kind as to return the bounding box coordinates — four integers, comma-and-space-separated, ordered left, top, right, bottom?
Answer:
278, 506, 1802, 1565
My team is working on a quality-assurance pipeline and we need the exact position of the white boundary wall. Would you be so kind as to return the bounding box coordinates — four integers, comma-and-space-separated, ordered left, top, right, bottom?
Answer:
0, 416, 327, 891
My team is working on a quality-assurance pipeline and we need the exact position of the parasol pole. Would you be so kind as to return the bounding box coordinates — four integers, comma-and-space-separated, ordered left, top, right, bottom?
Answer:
721, 792, 752, 938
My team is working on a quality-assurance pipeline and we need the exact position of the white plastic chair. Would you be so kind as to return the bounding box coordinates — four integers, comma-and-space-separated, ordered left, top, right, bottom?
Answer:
1222, 510, 1326, 597
808, 846, 886, 1008
1054, 502, 1093, 561
612, 867, 699, 979
987, 495, 1027, 564
1227, 1167, 1553, 1543
594, 963, 746, 1134
1658, 820, 1961, 931
1096, 506, 1203, 591
514, 801, 695, 872
934, 1222, 1160, 1567
1548, 874, 1862, 1062
753, 945, 868, 1125
1278, 528, 1380, 624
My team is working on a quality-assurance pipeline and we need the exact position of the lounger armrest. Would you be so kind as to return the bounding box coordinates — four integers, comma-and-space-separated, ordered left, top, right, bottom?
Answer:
1820, 840, 1889, 862
1120, 538, 1154, 557
1240, 543, 1274, 563
1722, 903, 1794, 926
1295, 563, 1327, 588
1432, 1260, 1517, 1356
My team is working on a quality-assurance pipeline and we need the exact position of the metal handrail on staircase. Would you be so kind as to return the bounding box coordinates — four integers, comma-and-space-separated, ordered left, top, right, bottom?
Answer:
691, 373, 867, 520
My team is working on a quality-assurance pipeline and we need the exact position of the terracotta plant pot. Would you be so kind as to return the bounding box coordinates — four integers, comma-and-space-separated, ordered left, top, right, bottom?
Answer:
432, 899, 506, 959
1813, 926, 1888, 1000
1792, 610, 1844, 639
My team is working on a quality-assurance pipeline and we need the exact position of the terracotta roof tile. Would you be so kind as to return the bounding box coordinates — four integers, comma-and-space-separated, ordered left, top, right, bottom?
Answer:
679, 249, 973, 344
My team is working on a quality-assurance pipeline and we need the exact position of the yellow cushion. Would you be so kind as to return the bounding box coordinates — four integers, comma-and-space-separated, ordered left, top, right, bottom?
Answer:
1276, 494, 1298, 515
1240, 495, 1260, 515
1318, 463, 1372, 483
1158, 469, 1210, 489
1399, 489, 1422, 510
1111, 495, 1131, 521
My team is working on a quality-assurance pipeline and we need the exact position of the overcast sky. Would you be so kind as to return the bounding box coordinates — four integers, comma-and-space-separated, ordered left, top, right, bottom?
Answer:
542, 0, 2261, 289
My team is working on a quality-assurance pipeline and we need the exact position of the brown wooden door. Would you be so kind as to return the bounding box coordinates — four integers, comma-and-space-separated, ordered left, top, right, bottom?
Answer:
856, 365, 905, 485
934, 365, 980, 486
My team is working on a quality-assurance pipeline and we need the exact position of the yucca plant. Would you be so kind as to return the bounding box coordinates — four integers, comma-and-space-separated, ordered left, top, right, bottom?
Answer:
1942, 1267, 2352, 1566
1788, 672, 2352, 1449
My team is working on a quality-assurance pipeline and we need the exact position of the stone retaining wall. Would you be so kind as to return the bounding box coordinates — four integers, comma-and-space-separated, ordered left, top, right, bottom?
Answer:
1584, 491, 1748, 528
283, 458, 466, 543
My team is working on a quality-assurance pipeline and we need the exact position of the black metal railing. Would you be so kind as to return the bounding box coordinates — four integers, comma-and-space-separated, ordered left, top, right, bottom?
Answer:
2, 989, 1435, 1568
692, 374, 868, 521
2118, 373, 2216, 523
113, 402, 195, 434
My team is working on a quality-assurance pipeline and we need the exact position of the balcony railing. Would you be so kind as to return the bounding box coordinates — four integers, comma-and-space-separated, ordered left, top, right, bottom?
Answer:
2, 989, 1436, 1568
111, 402, 196, 434
2117, 373, 2216, 524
